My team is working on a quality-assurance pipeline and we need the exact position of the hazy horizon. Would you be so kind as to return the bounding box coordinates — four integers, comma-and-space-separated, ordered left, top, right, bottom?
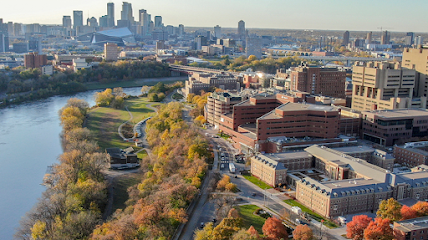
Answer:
0, 0, 427, 32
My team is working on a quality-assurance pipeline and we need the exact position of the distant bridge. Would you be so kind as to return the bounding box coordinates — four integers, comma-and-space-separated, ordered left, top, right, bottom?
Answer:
269, 55, 390, 67
169, 64, 240, 76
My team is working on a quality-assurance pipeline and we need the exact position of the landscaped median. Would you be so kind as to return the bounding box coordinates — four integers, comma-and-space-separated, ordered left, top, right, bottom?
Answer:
237, 205, 268, 233
242, 174, 273, 190
283, 199, 338, 229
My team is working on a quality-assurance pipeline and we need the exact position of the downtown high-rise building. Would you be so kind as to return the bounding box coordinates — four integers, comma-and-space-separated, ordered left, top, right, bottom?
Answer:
107, 2, 115, 27
238, 20, 245, 39
214, 25, 221, 38
121, 2, 134, 22
381, 30, 390, 44
0, 19, 9, 52
405, 32, 414, 46
73, 10, 83, 29
154, 16, 162, 28
178, 24, 184, 36
366, 31, 372, 44
342, 30, 350, 46
62, 16, 72, 29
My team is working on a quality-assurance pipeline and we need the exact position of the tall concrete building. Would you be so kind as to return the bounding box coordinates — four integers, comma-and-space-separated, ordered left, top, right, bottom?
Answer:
342, 30, 350, 46
73, 11, 83, 29
246, 36, 262, 59
366, 31, 372, 44
402, 46, 428, 98
381, 30, 390, 44
154, 16, 162, 28
99, 15, 109, 28
238, 20, 245, 39
289, 63, 346, 98
104, 42, 119, 61
178, 24, 184, 36
415, 36, 424, 46
107, 2, 115, 27
87, 17, 98, 27
405, 32, 414, 46
214, 25, 221, 38
351, 61, 426, 111
62, 16, 72, 28
24, 52, 47, 69
121, 2, 134, 22
0, 19, 9, 52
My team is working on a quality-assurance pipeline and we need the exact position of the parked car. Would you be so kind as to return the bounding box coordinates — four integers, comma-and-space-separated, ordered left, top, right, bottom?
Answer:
200, 222, 205, 229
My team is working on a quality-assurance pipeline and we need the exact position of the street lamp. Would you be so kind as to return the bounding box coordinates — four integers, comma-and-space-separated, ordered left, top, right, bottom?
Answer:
319, 219, 324, 240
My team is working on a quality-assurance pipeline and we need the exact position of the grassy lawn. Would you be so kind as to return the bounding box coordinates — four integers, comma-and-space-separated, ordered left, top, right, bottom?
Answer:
243, 175, 273, 189
283, 199, 338, 229
217, 132, 231, 140
237, 205, 266, 233
86, 97, 158, 150
112, 173, 144, 213
137, 150, 148, 160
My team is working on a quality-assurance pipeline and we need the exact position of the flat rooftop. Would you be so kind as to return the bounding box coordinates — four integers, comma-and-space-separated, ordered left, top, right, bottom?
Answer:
277, 102, 337, 112
332, 146, 375, 153
265, 151, 313, 161
395, 216, 428, 232
363, 109, 428, 118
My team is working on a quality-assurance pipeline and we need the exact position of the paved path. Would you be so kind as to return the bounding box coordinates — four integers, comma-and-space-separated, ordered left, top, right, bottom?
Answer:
118, 106, 133, 141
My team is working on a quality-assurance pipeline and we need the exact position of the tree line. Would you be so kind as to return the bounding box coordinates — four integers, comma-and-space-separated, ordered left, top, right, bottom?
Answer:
346, 198, 428, 240
91, 102, 211, 239
15, 98, 109, 240
0, 60, 171, 107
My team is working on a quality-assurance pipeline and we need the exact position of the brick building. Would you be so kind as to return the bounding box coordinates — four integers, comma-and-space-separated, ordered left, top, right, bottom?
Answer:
289, 63, 346, 98
183, 72, 240, 96
362, 109, 428, 146
24, 52, 47, 69
394, 141, 428, 167
394, 216, 428, 240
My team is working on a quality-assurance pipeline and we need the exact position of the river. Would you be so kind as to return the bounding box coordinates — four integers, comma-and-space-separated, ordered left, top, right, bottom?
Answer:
0, 87, 143, 239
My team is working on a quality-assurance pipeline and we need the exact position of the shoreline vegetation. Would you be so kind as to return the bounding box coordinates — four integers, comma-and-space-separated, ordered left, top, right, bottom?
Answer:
0, 60, 176, 108
16, 89, 212, 239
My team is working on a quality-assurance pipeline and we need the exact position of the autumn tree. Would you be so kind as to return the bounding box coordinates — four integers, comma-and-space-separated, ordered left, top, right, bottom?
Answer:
411, 201, 428, 217
363, 218, 393, 240
247, 226, 260, 239
376, 198, 402, 222
262, 217, 288, 240
217, 175, 231, 191
292, 224, 313, 240
94, 88, 114, 106
346, 215, 372, 240
401, 205, 418, 220
231, 229, 258, 240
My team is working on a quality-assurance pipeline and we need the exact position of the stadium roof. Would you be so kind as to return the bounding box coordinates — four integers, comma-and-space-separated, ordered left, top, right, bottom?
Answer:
97, 28, 132, 37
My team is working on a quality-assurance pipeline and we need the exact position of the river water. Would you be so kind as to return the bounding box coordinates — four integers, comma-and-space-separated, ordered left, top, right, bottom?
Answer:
0, 87, 143, 239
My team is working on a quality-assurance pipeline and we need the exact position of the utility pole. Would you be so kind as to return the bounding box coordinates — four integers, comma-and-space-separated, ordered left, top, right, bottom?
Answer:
319, 219, 324, 240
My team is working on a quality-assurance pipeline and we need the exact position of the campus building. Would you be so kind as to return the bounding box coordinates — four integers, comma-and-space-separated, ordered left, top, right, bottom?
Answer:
351, 61, 426, 111
394, 216, 428, 240
24, 52, 47, 69
361, 109, 428, 146
394, 141, 428, 167
289, 63, 346, 99
183, 72, 241, 96
402, 46, 428, 99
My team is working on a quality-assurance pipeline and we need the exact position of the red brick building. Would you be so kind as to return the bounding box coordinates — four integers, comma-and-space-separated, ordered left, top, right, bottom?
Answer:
394, 216, 428, 240
289, 63, 346, 98
24, 52, 47, 69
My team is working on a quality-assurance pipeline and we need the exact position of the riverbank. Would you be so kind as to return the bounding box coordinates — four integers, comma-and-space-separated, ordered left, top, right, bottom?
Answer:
0, 76, 187, 109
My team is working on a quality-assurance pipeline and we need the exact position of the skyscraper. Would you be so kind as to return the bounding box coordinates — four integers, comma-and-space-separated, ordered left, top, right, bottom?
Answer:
246, 36, 262, 59
87, 17, 98, 27
238, 20, 245, 39
381, 30, 389, 44
214, 25, 221, 38
154, 16, 162, 28
73, 11, 83, 29
62, 16, 72, 28
107, 2, 115, 27
342, 31, 350, 46
0, 19, 9, 52
121, 2, 134, 22
405, 32, 414, 46
366, 31, 372, 44
178, 24, 184, 37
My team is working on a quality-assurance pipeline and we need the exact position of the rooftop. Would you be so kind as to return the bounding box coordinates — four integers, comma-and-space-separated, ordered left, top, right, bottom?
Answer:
97, 27, 133, 37
395, 216, 428, 232
363, 109, 428, 118
277, 102, 337, 112
332, 145, 375, 154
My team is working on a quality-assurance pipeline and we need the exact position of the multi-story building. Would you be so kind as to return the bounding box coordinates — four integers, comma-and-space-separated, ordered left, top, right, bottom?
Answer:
246, 36, 262, 59
238, 20, 245, 40
104, 42, 119, 61
394, 141, 428, 167
342, 31, 350, 46
73, 11, 83, 29
402, 46, 428, 98
183, 72, 241, 96
351, 61, 426, 111
24, 52, 47, 69
362, 109, 428, 146
107, 2, 115, 27
62, 16, 72, 29
214, 25, 221, 39
289, 63, 346, 98
381, 30, 390, 44
205, 91, 245, 127
394, 216, 428, 240
332, 146, 394, 171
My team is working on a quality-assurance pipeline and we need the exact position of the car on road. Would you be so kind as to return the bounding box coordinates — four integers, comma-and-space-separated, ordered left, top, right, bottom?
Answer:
200, 222, 205, 229
212, 218, 216, 223
251, 192, 257, 197
220, 164, 224, 169
234, 175, 238, 178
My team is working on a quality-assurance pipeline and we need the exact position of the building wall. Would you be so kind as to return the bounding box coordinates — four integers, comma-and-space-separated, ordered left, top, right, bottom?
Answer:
394, 146, 428, 167
402, 47, 428, 98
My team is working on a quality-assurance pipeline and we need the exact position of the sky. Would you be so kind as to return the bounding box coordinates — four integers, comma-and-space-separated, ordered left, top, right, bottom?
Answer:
0, 0, 427, 32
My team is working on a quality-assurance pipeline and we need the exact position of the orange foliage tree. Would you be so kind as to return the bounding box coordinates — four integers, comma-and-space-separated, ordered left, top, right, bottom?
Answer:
346, 215, 372, 240
293, 224, 313, 240
411, 201, 428, 217
401, 205, 418, 220
262, 217, 288, 240
363, 218, 393, 240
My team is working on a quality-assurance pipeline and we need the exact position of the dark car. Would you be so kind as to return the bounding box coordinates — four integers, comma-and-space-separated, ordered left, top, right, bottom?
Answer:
200, 222, 205, 229
251, 192, 257, 197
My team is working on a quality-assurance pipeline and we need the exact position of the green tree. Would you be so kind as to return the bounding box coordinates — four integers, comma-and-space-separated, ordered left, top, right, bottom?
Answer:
376, 198, 402, 222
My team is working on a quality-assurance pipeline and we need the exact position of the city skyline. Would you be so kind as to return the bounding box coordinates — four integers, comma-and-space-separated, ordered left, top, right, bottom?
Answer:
0, 0, 427, 32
